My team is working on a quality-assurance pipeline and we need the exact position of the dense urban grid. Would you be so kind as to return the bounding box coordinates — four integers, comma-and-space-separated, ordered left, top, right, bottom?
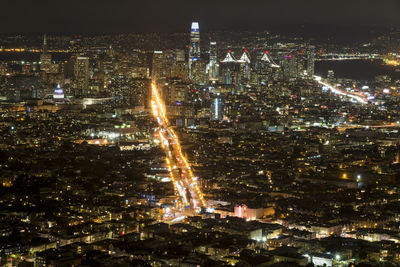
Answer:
1, 22, 400, 267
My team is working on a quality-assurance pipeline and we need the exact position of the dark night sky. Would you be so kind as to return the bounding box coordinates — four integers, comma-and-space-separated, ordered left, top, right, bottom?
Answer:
1, 0, 399, 33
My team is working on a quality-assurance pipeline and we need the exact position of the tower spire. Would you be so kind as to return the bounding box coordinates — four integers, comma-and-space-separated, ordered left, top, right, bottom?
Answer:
43, 34, 47, 54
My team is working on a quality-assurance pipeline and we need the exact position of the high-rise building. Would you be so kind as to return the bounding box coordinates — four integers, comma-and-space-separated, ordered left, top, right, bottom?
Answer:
171, 49, 188, 81
169, 83, 189, 105
239, 49, 251, 80
108, 75, 135, 107
74, 56, 89, 96
152, 51, 173, 82
191, 61, 207, 85
40, 34, 52, 73
43, 34, 47, 53
207, 40, 219, 81
131, 78, 152, 108
172, 83, 188, 104
256, 51, 281, 84
257, 51, 272, 83
188, 22, 200, 80
282, 54, 298, 81
210, 95, 224, 121
220, 50, 241, 85
306, 45, 316, 76
161, 79, 189, 105
175, 49, 185, 62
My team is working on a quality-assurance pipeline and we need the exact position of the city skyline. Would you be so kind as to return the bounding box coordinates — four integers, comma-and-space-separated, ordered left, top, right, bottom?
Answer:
1, 7, 400, 266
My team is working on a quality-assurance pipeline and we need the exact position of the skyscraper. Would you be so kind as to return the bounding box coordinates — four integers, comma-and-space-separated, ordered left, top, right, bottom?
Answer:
43, 34, 47, 53
40, 34, 52, 73
282, 54, 298, 81
152, 51, 165, 81
165, 82, 189, 105
74, 56, 89, 96
207, 40, 219, 82
171, 49, 188, 81
220, 50, 241, 85
131, 78, 152, 108
152, 50, 174, 82
306, 45, 315, 76
210, 95, 224, 121
188, 22, 200, 80
239, 49, 251, 80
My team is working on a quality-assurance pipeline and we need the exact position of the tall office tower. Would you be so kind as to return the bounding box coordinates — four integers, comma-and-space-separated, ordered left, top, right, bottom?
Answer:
257, 51, 281, 84
171, 49, 188, 81
220, 50, 241, 85
164, 82, 189, 105
210, 95, 224, 121
151, 51, 163, 81
188, 22, 200, 80
306, 45, 316, 76
175, 49, 185, 62
40, 34, 52, 72
131, 78, 152, 108
207, 40, 219, 81
257, 51, 271, 83
74, 56, 89, 96
43, 34, 47, 53
172, 83, 189, 104
282, 54, 298, 81
152, 51, 173, 82
239, 49, 251, 80
191, 60, 207, 85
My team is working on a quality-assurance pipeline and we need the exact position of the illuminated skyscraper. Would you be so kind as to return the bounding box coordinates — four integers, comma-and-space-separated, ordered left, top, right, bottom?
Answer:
207, 40, 219, 81
164, 82, 189, 105
40, 34, 52, 73
191, 60, 207, 85
220, 50, 241, 85
131, 78, 152, 108
74, 56, 89, 96
306, 45, 315, 76
188, 22, 200, 80
282, 54, 297, 81
256, 51, 281, 84
152, 50, 174, 82
172, 49, 188, 81
43, 34, 47, 53
210, 94, 224, 121
239, 49, 251, 80
152, 51, 165, 81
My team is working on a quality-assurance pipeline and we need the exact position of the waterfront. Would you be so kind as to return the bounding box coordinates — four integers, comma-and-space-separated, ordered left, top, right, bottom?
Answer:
316, 59, 400, 81
0, 52, 70, 62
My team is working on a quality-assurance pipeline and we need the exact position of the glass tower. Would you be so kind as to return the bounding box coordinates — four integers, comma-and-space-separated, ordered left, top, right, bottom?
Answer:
188, 22, 200, 80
